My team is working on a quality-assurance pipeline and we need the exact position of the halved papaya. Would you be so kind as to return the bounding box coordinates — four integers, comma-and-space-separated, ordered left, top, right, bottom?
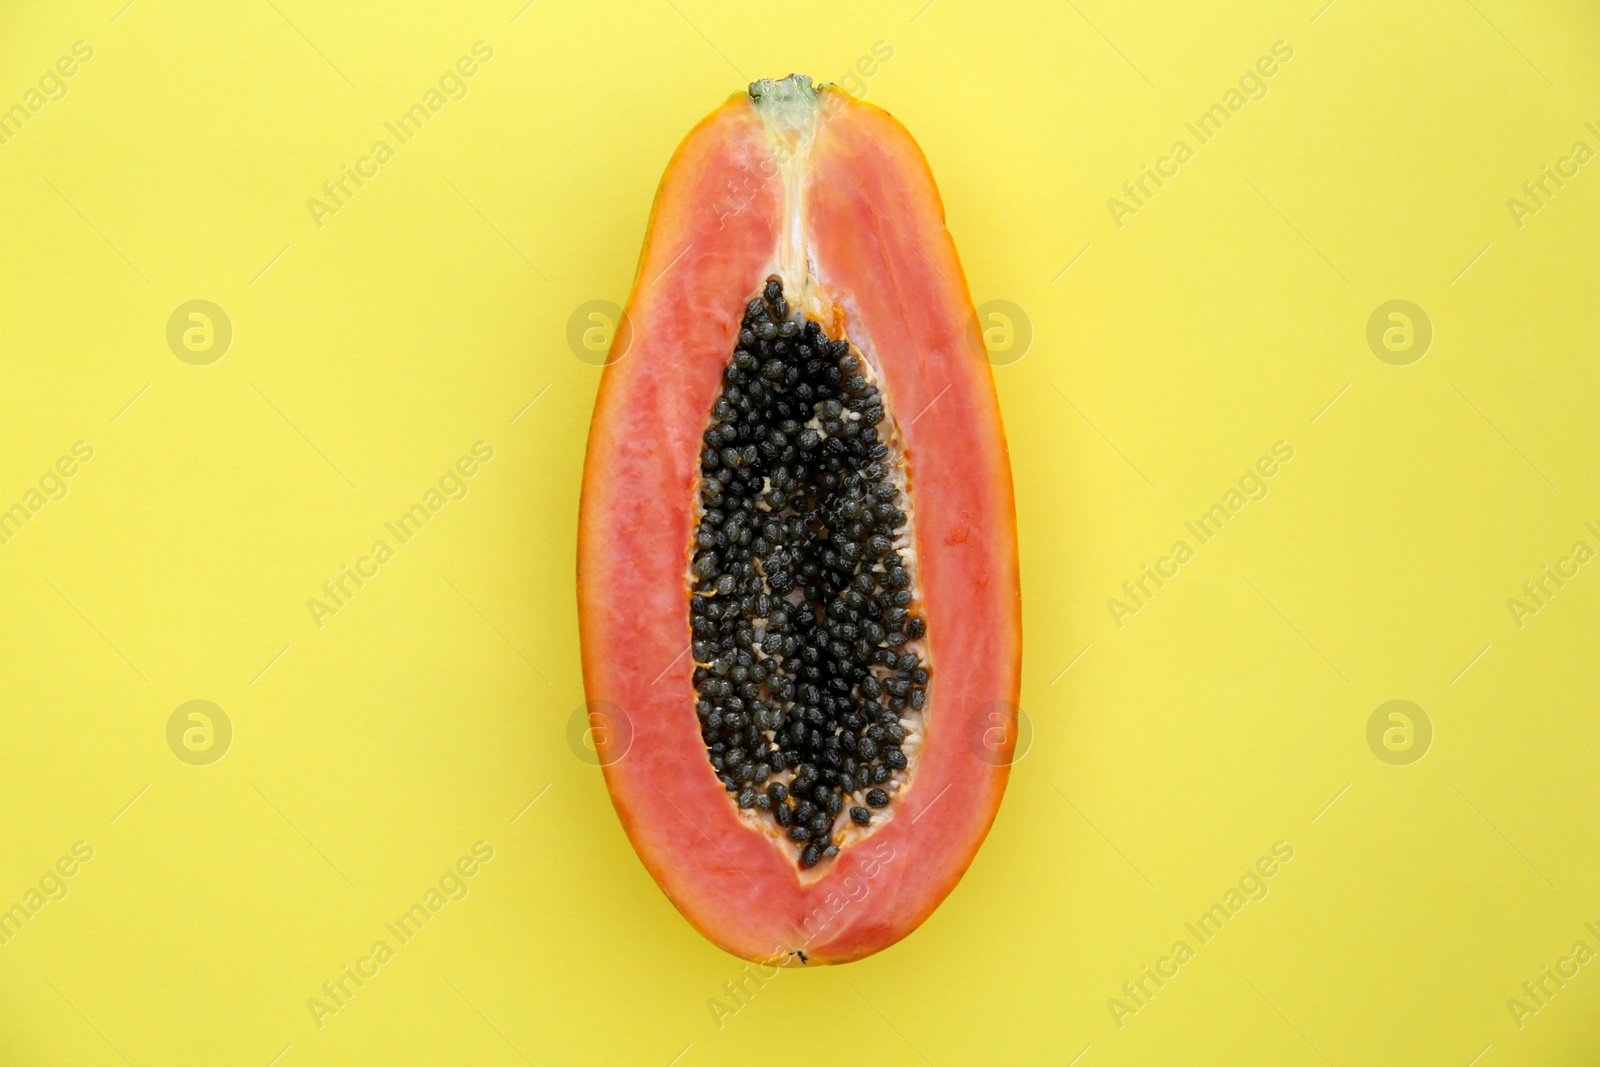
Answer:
578, 75, 1020, 965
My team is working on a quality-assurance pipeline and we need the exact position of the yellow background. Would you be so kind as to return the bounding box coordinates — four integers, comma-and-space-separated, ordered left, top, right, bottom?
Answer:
1, 0, 1597, 1063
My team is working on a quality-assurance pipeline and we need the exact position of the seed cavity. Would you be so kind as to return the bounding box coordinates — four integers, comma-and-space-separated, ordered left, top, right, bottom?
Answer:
690, 276, 927, 869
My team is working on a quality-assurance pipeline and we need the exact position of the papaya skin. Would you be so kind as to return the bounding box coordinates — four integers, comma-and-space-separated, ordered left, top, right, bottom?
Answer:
578, 78, 1019, 964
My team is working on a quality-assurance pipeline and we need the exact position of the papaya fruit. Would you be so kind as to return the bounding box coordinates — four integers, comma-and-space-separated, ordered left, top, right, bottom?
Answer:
578, 75, 1019, 964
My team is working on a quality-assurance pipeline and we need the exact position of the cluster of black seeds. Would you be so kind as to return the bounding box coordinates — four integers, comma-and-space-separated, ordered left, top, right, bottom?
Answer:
691, 276, 928, 870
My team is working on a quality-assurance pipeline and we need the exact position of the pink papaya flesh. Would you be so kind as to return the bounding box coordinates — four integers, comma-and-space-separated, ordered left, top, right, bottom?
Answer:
578, 75, 1020, 964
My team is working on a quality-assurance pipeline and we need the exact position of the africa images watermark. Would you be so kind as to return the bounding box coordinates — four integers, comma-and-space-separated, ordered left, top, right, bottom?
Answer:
167, 300, 233, 366
568, 43, 896, 372
307, 441, 495, 628
0, 40, 94, 149
1506, 119, 1600, 231
1506, 918, 1600, 1031
706, 839, 897, 1030
1367, 700, 1432, 766
1505, 520, 1600, 629
1107, 441, 1295, 628
167, 700, 233, 766
1107, 40, 1295, 229
0, 441, 95, 548
0, 841, 96, 948
1107, 840, 1295, 1029
707, 41, 895, 230
306, 41, 496, 230
306, 841, 495, 1029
